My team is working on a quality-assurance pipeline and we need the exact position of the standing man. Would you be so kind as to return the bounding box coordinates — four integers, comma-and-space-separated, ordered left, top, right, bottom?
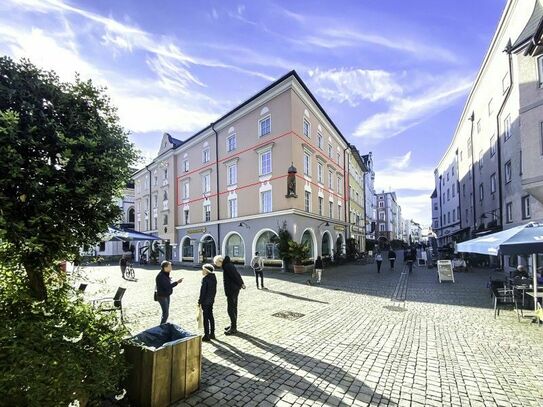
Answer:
251, 251, 265, 289
406, 249, 414, 274
388, 248, 397, 271
155, 260, 183, 325
214, 255, 245, 335
119, 255, 127, 279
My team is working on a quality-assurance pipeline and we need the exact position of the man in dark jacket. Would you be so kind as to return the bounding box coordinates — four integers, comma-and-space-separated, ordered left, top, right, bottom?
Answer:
388, 249, 396, 270
198, 264, 217, 341
155, 261, 183, 325
119, 255, 127, 279
214, 255, 245, 335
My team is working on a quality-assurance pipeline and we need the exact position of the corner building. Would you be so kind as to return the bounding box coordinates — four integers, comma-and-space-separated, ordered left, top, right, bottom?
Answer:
133, 71, 365, 266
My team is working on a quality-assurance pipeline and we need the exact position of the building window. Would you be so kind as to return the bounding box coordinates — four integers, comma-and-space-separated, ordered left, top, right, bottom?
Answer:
329, 201, 333, 218
153, 194, 158, 208
488, 98, 493, 115
379, 224, 386, 232
452, 185, 455, 198
303, 153, 311, 176
479, 183, 484, 201
328, 144, 332, 158
227, 164, 237, 186
477, 119, 481, 134
443, 214, 446, 225
462, 183, 466, 197
317, 162, 323, 184
202, 174, 211, 193
154, 175, 158, 186
467, 138, 472, 158
447, 212, 451, 223
336, 152, 341, 165
304, 191, 311, 212
183, 160, 189, 172
163, 214, 168, 225
261, 190, 272, 213
506, 202, 513, 223
378, 201, 384, 208
434, 220, 438, 228
502, 73, 509, 94
318, 196, 323, 216
317, 132, 323, 149
182, 181, 190, 199
452, 209, 456, 221
489, 173, 496, 194
338, 203, 342, 220
379, 211, 385, 221
328, 170, 333, 190
447, 189, 450, 201
505, 160, 512, 183
227, 134, 237, 152
184, 209, 190, 225
203, 204, 211, 222
490, 135, 496, 157
538, 56, 543, 87
337, 176, 342, 195
303, 118, 311, 138
522, 196, 531, 219
202, 148, 210, 163
259, 116, 271, 137
465, 208, 469, 221
504, 115, 511, 140
479, 150, 483, 169
229, 198, 238, 218
259, 150, 272, 175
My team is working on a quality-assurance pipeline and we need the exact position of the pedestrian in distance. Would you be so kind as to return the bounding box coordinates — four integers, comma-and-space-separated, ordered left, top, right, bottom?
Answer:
250, 251, 265, 289
155, 260, 183, 325
406, 250, 414, 274
198, 263, 217, 342
214, 255, 245, 335
119, 255, 127, 279
388, 249, 396, 270
375, 252, 383, 273
314, 255, 324, 284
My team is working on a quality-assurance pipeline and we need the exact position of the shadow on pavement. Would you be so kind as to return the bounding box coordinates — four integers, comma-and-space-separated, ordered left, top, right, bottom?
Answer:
262, 288, 329, 304
203, 334, 393, 407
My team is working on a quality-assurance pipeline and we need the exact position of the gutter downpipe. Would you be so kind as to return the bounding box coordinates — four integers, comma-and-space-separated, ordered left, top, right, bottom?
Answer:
344, 146, 350, 246
211, 123, 221, 254
496, 43, 513, 231
468, 112, 477, 233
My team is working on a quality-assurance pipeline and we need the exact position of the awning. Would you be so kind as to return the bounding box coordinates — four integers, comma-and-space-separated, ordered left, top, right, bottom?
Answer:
102, 226, 161, 242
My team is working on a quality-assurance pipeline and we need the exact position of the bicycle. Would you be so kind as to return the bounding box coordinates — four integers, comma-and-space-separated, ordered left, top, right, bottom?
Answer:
124, 263, 135, 280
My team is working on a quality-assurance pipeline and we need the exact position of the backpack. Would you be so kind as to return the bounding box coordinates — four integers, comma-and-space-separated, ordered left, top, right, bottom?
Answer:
251, 257, 262, 271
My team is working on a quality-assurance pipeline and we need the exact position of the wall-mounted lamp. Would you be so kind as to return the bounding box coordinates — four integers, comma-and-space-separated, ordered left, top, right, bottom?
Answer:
238, 221, 250, 229
318, 221, 330, 228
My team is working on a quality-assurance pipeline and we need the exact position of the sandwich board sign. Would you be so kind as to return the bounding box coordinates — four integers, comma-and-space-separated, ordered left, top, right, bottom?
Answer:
437, 260, 455, 283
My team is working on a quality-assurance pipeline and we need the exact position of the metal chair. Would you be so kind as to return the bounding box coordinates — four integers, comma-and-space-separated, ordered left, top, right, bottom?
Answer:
92, 287, 126, 322
492, 286, 521, 321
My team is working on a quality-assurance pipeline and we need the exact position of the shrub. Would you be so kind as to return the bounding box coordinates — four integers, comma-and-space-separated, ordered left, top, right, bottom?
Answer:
0, 246, 128, 406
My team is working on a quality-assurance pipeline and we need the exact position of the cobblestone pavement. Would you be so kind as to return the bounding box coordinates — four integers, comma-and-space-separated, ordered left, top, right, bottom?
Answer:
79, 257, 543, 406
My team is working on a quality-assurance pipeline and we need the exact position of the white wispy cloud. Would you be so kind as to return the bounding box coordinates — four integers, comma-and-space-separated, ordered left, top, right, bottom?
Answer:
354, 74, 473, 141
385, 151, 412, 170
308, 67, 403, 106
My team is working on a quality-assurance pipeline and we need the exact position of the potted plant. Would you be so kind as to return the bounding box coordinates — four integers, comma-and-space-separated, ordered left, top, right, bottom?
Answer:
275, 222, 293, 271
288, 241, 310, 274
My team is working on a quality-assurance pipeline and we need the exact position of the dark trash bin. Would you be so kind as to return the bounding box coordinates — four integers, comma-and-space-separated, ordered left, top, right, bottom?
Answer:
124, 323, 201, 407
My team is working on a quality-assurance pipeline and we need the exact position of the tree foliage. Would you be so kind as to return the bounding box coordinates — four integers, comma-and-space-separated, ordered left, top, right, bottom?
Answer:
0, 57, 138, 299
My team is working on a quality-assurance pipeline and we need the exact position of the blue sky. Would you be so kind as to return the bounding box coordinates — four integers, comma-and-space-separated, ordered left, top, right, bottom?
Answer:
0, 0, 506, 224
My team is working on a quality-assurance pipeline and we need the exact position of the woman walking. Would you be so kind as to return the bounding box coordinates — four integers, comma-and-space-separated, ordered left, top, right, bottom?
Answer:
375, 252, 383, 273
388, 249, 396, 271
198, 264, 217, 342
314, 256, 323, 284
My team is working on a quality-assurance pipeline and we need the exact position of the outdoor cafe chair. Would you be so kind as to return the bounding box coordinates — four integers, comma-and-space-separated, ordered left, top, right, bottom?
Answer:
92, 287, 126, 322
492, 286, 521, 321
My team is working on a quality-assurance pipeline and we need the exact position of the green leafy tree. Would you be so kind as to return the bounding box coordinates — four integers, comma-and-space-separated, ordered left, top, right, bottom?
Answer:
0, 57, 138, 300
274, 221, 292, 265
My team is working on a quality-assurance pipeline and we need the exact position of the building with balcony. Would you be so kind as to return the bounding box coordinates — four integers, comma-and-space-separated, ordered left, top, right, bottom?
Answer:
375, 191, 401, 245
348, 146, 367, 252
362, 152, 377, 241
432, 0, 543, 248
133, 71, 370, 266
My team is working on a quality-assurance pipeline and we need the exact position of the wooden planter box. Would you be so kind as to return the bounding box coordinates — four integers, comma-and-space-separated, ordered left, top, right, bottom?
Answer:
293, 264, 314, 274
124, 324, 201, 407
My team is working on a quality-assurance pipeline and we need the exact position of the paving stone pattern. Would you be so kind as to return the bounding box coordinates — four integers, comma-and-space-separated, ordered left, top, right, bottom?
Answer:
80, 256, 543, 406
